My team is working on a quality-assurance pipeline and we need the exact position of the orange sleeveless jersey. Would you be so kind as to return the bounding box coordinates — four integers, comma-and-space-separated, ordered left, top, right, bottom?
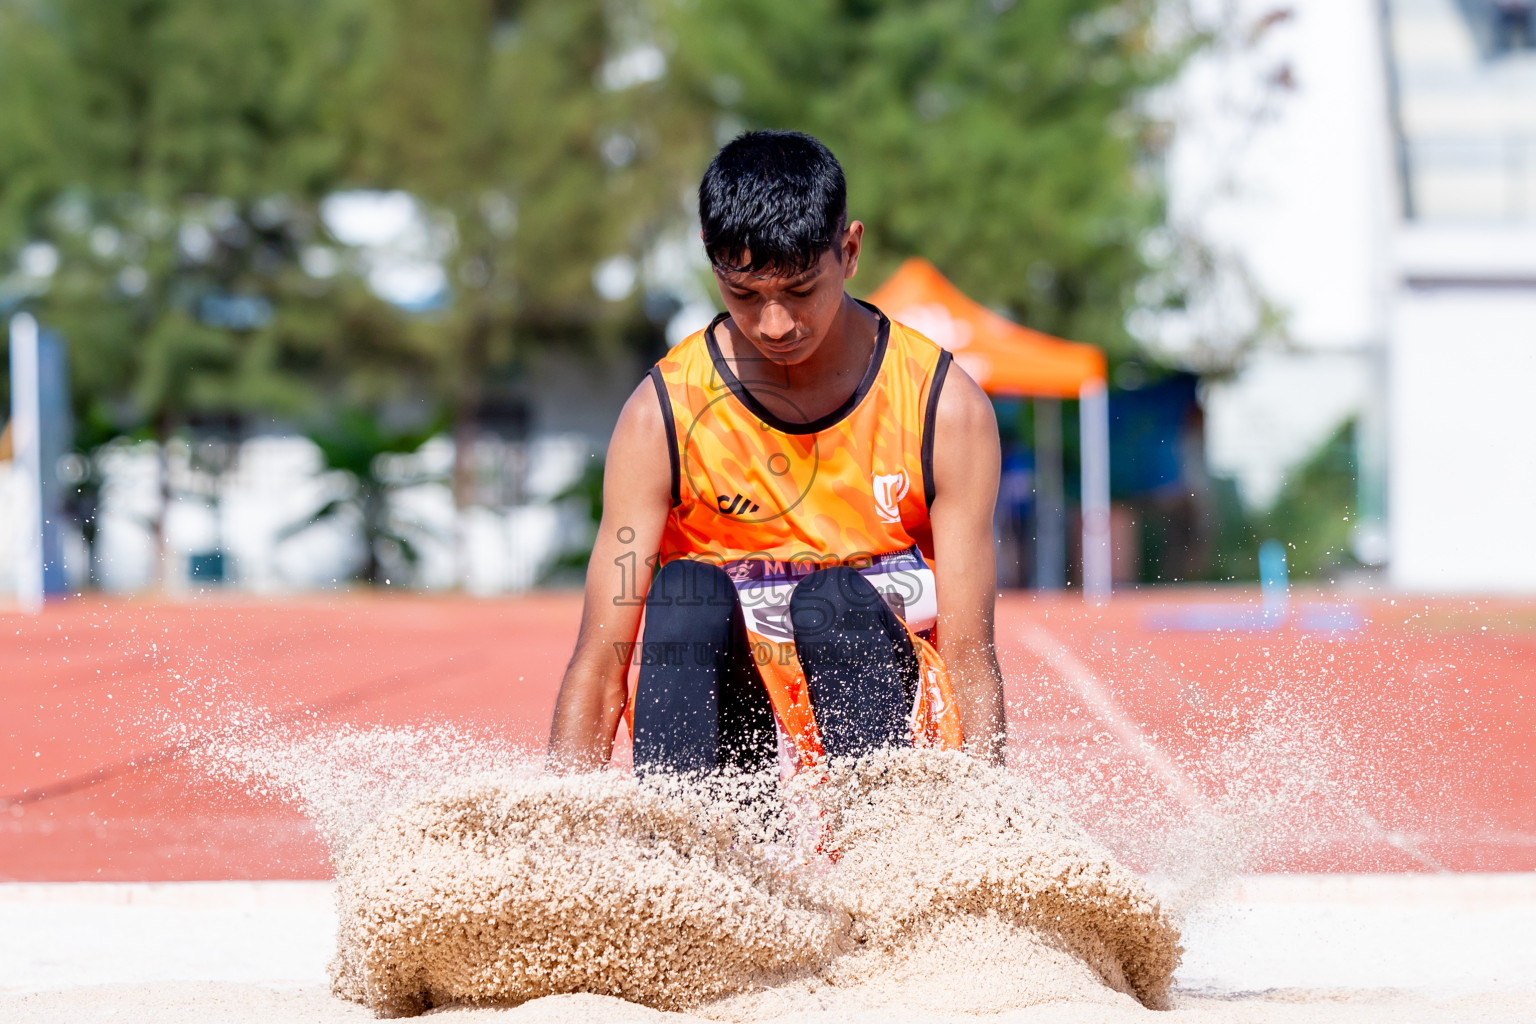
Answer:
643, 301, 964, 774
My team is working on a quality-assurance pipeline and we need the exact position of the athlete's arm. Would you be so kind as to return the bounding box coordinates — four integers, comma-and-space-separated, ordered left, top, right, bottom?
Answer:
546, 380, 673, 771
928, 364, 1006, 764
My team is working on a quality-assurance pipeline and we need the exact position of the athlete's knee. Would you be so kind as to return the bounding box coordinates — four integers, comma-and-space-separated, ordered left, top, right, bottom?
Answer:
791, 565, 885, 637
647, 558, 735, 610
643, 560, 737, 652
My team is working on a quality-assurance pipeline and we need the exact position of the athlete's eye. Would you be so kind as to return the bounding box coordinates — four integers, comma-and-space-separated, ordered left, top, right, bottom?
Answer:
787, 288, 814, 298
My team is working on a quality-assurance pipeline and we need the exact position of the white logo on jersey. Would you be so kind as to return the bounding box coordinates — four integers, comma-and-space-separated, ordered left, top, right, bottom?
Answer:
872, 470, 910, 524
925, 668, 948, 717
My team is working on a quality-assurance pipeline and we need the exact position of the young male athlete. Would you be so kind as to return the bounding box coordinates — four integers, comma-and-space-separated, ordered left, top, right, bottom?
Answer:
548, 130, 1004, 777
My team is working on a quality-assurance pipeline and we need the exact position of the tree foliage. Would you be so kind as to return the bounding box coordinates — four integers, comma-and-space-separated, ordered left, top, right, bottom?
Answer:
0, 0, 419, 437
281, 405, 444, 585
666, 0, 1182, 355
2, 0, 1183, 434
1255, 420, 1358, 581
326, 0, 710, 506
0, 0, 1197, 587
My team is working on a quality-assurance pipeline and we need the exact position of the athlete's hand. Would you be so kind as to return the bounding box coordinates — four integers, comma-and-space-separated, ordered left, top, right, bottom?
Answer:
928, 364, 1006, 764
546, 380, 672, 772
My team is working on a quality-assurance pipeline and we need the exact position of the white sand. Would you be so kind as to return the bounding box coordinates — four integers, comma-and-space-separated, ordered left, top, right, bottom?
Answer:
5, 875, 1535, 1022
5, 982, 1536, 1023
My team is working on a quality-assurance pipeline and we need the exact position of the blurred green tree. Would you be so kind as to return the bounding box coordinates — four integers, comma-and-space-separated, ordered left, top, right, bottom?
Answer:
666, 0, 1185, 355
0, 0, 426, 583
1204, 421, 1361, 584
329, 0, 709, 543
0, 0, 1209, 592
279, 406, 444, 585
1256, 419, 1359, 581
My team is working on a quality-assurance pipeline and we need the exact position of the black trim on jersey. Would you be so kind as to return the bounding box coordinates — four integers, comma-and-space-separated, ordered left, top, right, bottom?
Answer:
703, 300, 891, 436
921, 349, 953, 508
648, 365, 682, 507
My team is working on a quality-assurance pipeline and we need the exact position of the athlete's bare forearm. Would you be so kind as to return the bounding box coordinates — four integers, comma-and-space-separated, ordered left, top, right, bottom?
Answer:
547, 639, 627, 771
546, 542, 656, 771
946, 642, 1006, 763
927, 361, 1006, 764
545, 381, 671, 772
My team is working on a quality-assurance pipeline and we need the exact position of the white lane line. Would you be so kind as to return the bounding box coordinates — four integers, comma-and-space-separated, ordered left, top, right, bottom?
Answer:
1318, 778, 1447, 873
1019, 625, 1207, 812
1018, 625, 1447, 872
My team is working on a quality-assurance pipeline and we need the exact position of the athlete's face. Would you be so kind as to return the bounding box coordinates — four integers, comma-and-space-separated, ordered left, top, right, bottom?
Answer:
712, 220, 864, 366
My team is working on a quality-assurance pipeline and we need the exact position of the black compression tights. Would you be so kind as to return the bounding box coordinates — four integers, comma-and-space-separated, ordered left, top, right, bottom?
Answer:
631, 559, 918, 775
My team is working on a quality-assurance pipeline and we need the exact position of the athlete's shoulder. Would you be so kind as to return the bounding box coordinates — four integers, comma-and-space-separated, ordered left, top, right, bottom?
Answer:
933, 358, 998, 449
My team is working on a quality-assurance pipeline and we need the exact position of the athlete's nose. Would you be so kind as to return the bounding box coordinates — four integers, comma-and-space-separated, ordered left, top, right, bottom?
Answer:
759, 301, 796, 342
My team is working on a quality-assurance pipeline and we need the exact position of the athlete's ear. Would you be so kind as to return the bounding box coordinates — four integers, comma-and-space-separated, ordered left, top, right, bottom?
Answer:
842, 220, 864, 281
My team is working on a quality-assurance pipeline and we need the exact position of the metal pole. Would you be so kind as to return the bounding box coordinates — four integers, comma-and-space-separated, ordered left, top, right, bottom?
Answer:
1377, 0, 1415, 220
1033, 397, 1065, 590
10, 313, 44, 613
1353, 345, 1391, 567
1080, 380, 1111, 604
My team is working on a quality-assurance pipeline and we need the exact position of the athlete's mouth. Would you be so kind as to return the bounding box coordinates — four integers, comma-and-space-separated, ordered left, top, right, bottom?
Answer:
756, 335, 804, 355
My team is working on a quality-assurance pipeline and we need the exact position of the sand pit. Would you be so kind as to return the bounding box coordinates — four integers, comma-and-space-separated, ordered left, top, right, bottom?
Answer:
7, 982, 1536, 1024
327, 749, 1179, 1018
157, 700, 1531, 1022
7, 867, 1536, 1024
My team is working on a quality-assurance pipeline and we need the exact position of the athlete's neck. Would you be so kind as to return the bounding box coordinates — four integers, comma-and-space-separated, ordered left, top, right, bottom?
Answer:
722, 295, 879, 426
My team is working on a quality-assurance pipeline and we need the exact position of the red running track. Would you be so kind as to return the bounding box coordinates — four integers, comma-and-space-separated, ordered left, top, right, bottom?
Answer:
2, 589, 1532, 880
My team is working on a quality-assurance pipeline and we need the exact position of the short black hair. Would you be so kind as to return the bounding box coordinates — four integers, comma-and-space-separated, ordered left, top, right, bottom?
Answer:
698, 130, 848, 278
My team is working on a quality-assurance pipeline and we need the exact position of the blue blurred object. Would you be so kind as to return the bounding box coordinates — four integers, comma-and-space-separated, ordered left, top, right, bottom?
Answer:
1259, 538, 1289, 623
198, 292, 274, 330
38, 327, 73, 597
1109, 373, 1198, 498
189, 551, 226, 584
998, 448, 1035, 520
8, 315, 73, 606
1144, 538, 1361, 635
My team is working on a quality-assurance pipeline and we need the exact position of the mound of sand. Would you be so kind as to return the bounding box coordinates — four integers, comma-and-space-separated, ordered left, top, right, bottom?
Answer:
329, 749, 1180, 1018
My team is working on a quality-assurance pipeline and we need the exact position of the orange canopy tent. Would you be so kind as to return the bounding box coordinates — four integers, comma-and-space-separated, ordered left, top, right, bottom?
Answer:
865, 258, 1106, 399
866, 258, 1112, 600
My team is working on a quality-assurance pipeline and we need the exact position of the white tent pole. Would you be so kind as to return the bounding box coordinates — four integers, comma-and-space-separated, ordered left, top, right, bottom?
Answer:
1079, 379, 1111, 604
10, 313, 44, 614
1033, 397, 1066, 590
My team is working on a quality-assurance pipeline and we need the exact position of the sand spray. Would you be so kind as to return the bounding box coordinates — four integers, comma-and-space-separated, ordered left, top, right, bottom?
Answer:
181, 653, 1445, 1017
198, 729, 1180, 1017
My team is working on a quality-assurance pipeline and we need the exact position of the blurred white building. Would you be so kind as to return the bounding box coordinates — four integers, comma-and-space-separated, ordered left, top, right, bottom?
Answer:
1384, 0, 1536, 591
1172, 0, 1536, 592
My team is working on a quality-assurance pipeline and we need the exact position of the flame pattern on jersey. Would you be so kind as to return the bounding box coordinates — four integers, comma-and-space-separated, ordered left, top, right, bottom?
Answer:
642, 301, 965, 774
